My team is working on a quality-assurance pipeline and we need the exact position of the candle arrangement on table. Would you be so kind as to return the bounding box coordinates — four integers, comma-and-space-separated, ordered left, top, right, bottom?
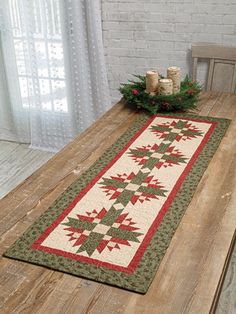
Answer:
119, 65, 201, 114
145, 66, 181, 96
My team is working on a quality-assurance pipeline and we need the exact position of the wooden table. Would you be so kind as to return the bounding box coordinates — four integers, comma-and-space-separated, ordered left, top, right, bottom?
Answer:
0, 92, 235, 314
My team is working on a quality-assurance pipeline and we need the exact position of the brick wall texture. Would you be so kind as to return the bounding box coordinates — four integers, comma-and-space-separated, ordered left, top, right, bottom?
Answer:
101, 0, 236, 103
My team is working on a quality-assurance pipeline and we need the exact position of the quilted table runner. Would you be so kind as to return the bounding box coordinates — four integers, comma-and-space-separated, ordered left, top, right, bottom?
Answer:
4, 114, 230, 293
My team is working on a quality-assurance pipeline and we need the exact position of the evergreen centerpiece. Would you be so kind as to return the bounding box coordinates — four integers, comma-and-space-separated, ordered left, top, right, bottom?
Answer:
119, 72, 202, 114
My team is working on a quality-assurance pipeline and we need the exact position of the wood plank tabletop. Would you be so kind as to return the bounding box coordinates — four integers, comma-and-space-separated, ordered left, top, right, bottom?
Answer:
0, 91, 235, 314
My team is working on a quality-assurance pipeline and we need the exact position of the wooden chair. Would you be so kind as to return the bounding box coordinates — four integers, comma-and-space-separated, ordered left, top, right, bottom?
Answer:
191, 43, 236, 93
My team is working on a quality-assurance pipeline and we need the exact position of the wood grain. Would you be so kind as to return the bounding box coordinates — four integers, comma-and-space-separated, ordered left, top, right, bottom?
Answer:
191, 43, 236, 93
0, 93, 235, 314
0, 142, 53, 200
192, 43, 236, 61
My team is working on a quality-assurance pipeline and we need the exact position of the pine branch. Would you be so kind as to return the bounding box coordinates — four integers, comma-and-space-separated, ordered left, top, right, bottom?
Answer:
119, 74, 202, 114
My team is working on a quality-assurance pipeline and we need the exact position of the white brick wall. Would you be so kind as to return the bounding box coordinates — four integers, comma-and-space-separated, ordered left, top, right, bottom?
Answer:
101, 0, 236, 103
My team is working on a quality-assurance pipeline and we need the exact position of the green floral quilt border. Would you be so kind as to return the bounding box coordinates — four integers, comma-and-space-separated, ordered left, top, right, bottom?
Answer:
3, 113, 231, 294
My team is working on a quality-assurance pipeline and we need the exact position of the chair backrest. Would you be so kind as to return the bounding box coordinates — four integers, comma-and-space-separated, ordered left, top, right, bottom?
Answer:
191, 43, 236, 93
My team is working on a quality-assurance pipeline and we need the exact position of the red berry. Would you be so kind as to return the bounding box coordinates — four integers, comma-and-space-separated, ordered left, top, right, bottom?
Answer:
131, 89, 139, 95
187, 89, 195, 95
162, 102, 170, 109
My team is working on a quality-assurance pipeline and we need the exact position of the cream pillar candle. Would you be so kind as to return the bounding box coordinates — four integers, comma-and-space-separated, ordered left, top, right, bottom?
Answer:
145, 70, 159, 95
159, 79, 173, 95
167, 66, 181, 93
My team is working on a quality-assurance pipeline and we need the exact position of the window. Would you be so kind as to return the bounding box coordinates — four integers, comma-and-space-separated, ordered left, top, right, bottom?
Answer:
9, 0, 68, 112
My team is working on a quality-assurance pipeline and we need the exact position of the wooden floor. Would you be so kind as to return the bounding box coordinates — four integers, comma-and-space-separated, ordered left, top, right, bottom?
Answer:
0, 141, 54, 199
0, 92, 235, 313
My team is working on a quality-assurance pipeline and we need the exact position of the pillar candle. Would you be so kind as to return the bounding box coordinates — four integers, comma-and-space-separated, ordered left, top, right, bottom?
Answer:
145, 70, 159, 95
167, 66, 181, 93
159, 79, 173, 95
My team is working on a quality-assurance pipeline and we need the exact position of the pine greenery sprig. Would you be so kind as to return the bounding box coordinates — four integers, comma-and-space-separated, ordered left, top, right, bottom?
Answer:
119, 75, 202, 114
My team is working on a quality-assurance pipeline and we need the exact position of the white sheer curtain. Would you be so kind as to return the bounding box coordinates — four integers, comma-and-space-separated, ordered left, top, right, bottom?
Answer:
0, 0, 111, 152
